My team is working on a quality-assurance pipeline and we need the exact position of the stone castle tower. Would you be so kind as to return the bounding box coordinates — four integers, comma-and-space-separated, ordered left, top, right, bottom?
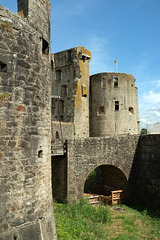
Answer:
90, 72, 140, 137
0, 1, 56, 239
51, 47, 91, 139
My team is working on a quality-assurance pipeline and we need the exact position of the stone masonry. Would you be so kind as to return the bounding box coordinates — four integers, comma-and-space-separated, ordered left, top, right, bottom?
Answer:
0, 1, 57, 239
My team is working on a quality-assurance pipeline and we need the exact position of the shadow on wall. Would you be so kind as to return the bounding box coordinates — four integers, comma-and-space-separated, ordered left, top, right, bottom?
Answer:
128, 134, 160, 211
84, 164, 128, 202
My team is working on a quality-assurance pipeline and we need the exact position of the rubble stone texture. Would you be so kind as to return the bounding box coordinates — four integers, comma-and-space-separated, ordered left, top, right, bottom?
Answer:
90, 73, 140, 136
51, 47, 91, 139
0, 1, 57, 239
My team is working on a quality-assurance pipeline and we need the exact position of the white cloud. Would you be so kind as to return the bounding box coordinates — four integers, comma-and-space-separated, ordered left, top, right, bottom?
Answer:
143, 91, 160, 103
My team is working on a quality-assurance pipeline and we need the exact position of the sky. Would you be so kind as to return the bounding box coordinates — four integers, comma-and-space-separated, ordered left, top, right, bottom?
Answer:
1, 0, 160, 129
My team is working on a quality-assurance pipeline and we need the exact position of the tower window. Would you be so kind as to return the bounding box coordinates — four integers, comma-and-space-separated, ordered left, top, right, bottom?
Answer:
68, 50, 71, 62
82, 85, 87, 97
114, 77, 118, 87
42, 38, 49, 55
115, 101, 119, 111
98, 106, 105, 115
56, 70, 62, 80
0, 61, 7, 72
129, 107, 134, 114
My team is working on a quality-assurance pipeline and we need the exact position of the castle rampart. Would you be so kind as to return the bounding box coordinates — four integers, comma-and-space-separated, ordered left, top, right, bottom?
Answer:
0, 2, 56, 239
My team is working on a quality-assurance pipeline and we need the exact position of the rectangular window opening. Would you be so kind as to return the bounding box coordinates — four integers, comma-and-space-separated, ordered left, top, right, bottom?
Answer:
129, 107, 134, 114
68, 50, 71, 62
115, 101, 119, 111
82, 85, 87, 97
114, 77, 118, 87
98, 106, 105, 115
0, 61, 7, 72
42, 38, 49, 55
56, 70, 62, 80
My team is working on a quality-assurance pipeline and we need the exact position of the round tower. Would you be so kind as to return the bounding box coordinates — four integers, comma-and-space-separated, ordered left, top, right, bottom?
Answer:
90, 72, 140, 137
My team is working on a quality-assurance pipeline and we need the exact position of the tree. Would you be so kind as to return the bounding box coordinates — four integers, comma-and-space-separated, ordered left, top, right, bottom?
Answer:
141, 128, 147, 135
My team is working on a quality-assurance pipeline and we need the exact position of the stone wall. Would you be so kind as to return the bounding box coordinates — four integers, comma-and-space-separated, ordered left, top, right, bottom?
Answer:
52, 47, 91, 139
128, 134, 160, 211
90, 72, 140, 137
66, 135, 140, 200
17, 0, 50, 42
0, 4, 56, 240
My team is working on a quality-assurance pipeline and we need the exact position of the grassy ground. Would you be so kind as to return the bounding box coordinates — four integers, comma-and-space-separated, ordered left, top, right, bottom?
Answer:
54, 200, 160, 240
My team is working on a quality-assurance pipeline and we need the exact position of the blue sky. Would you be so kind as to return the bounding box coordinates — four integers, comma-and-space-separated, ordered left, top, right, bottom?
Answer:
1, 0, 160, 129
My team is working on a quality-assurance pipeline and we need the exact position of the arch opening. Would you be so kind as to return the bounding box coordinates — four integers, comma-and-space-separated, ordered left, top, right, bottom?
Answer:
84, 165, 128, 203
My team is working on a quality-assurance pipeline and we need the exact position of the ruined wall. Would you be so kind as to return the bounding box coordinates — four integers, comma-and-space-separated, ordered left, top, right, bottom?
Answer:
0, 4, 56, 240
51, 47, 91, 139
90, 72, 140, 137
67, 135, 140, 200
128, 134, 160, 211
17, 0, 50, 42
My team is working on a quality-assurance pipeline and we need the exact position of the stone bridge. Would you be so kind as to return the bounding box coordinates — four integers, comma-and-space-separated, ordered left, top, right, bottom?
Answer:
52, 135, 139, 200
52, 134, 160, 210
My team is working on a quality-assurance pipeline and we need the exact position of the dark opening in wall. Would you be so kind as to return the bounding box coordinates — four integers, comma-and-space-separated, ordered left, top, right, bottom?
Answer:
114, 77, 118, 87
98, 106, 105, 115
0, 61, 7, 72
38, 150, 43, 158
56, 70, 62, 80
42, 38, 49, 55
115, 101, 119, 111
51, 59, 54, 69
56, 131, 60, 139
129, 107, 134, 114
68, 50, 71, 62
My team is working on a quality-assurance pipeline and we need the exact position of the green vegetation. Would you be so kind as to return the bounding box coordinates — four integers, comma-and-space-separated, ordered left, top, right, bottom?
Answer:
140, 128, 147, 135
54, 199, 111, 240
54, 200, 160, 240
0, 92, 9, 106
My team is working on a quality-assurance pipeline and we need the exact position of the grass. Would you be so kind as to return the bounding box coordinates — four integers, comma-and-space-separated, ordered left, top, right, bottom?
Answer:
54, 200, 160, 240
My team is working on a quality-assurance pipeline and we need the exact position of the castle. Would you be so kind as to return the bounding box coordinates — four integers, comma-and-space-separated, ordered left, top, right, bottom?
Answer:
0, 1, 160, 240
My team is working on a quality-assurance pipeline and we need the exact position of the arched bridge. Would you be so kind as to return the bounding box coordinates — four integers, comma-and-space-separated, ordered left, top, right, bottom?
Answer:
52, 135, 140, 201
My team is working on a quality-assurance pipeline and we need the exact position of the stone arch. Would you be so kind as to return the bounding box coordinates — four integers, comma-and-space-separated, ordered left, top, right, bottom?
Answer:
84, 164, 128, 198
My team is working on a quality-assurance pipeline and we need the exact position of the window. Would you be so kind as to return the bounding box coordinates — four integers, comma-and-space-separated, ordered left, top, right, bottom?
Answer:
58, 99, 64, 114
114, 77, 118, 87
129, 107, 134, 114
115, 101, 119, 111
68, 50, 71, 62
82, 85, 87, 97
56, 131, 60, 139
0, 61, 7, 72
51, 60, 54, 70
56, 70, 62, 80
98, 106, 105, 115
42, 38, 49, 55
